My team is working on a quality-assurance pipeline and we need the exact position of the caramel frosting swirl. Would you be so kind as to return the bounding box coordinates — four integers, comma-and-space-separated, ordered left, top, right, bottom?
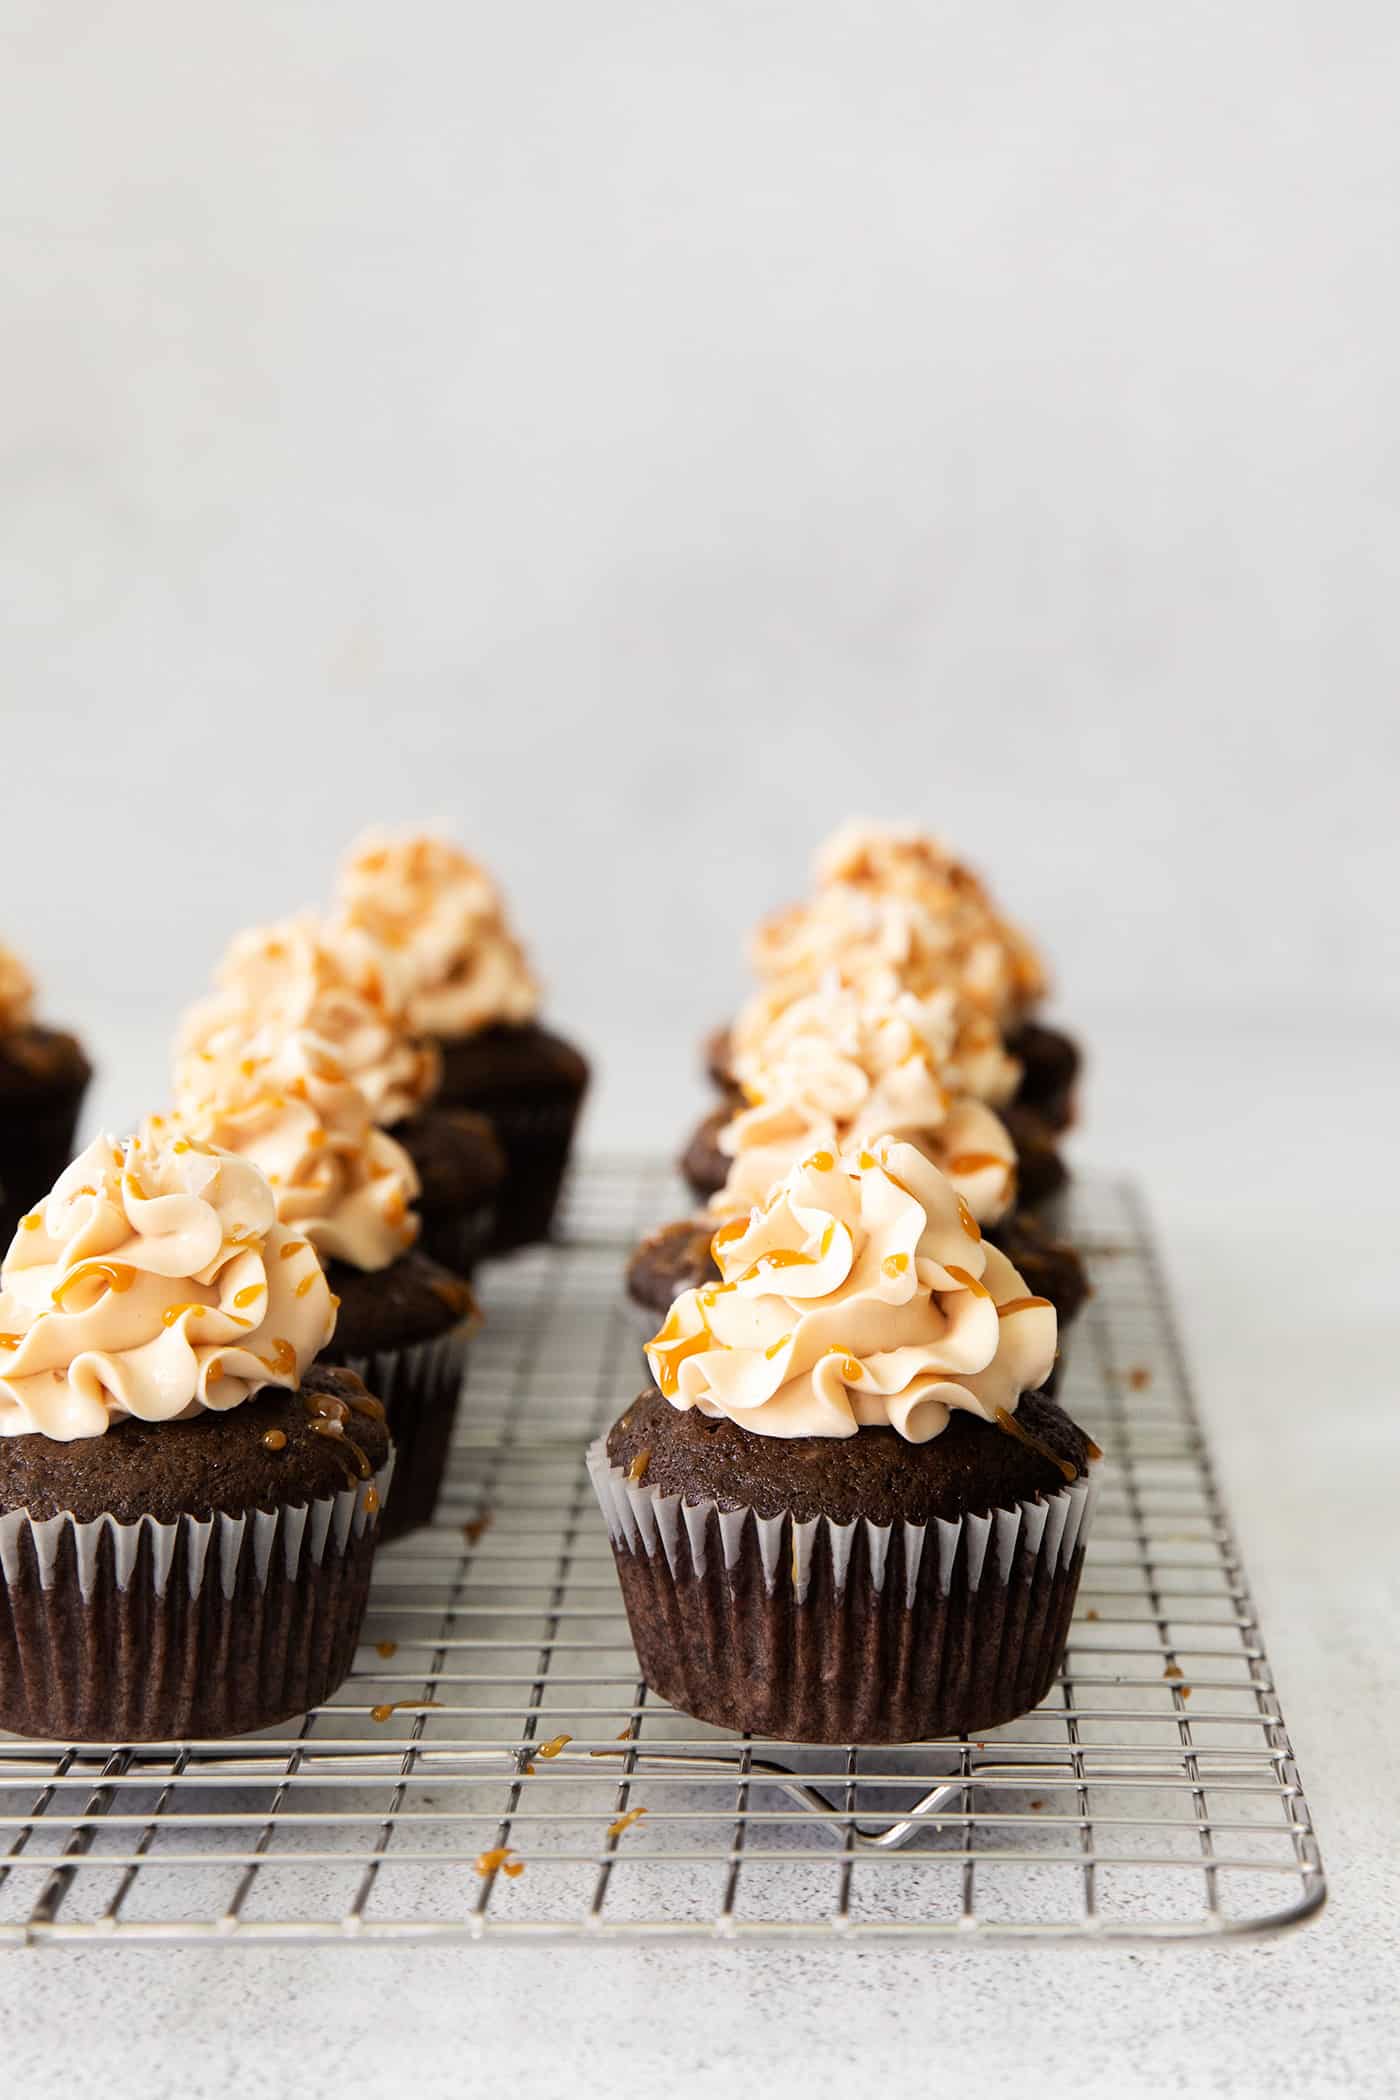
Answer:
0, 1130, 335, 1441
730, 965, 1022, 1113
645, 1140, 1056, 1442
812, 820, 1047, 1017
717, 981, 1017, 1223
330, 831, 539, 1038
748, 822, 1046, 1036
174, 1032, 420, 1273
178, 913, 439, 1125
0, 944, 36, 1034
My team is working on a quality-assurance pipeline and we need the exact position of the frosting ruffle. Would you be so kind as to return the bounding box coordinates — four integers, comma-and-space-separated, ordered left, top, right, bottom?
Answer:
718, 978, 1018, 1222
645, 1139, 1056, 1443
0, 1130, 335, 1440
174, 1032, 420, 1273
331, 831, 539, 1039
178, 913, 439, 1125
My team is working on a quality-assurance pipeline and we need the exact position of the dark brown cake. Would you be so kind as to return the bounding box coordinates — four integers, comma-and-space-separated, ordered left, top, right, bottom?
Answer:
0, 1026, 93, 1245
595, 1386, 1099, 1744
1004, 1018, 1081, 1134
391, 1106, 505, 1275
321, 1251, 474, 1541
432, 1021, 588, 1252
679, 1103, 733, 1205
0, 1367, 391, 1742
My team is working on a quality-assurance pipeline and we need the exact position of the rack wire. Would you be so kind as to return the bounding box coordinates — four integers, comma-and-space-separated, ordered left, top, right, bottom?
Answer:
0, 1160, 1324, 1946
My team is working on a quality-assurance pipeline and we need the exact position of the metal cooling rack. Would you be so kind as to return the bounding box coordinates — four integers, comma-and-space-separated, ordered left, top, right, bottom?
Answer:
0, 1160, 1325, 1946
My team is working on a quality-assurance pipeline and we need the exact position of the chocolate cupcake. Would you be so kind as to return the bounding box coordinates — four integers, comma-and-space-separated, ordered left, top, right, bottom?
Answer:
173, 1034, 473, 1540
594, 1140, 1099, 1744
703, 818, 1081, 1152
0, 944, 92, 1246
179, 915, 503, 1274
330, 834, 588, 1251
0, 1129, 389, 1741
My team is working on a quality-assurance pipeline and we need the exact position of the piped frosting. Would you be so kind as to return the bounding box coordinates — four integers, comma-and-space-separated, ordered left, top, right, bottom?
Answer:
0, 1129, 335, 1440
646, 1139, 1056, 1443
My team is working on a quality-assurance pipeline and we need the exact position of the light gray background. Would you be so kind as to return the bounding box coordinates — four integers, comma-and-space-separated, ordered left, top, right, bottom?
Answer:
2, 4, 1398, 2096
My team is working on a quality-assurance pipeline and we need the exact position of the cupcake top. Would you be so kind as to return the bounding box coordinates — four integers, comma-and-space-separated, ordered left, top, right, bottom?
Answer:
748, 821, 1046, 1030
729, 963, 1022, 1112
716, 979, 1018, 1223
172, 1032, 420, 1273
331, 830, 539, 1039
178, 913, 439, 1125
645, 1139, 1055, 1444
0, 1128, 335, 1440
0, 944, 35, 1034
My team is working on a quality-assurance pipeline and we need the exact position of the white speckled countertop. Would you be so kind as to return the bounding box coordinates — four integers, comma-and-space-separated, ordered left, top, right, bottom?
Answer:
2, 1021, 1395, 2098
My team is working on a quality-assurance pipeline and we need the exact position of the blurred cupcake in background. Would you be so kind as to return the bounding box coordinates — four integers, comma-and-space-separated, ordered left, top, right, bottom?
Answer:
632, 974, 1085, 1364
179, 913, 504, 1275
0, 1126, 389, 1741
330, 832, 588, 1251
706, 820, 1081, 1151
0, 942, 93, 1245
172, 1031, 475, 1539
594, 1140, 1100, 1745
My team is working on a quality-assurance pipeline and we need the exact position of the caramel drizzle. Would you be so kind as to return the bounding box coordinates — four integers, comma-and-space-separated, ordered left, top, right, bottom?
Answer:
261, 1429, 287, 1452
625, 1448, 650, 1483
946, 1152, 1009, 1177
944, 1264, 991, 1300
955, 1196, 983, 1243
475, 1846, 523, 1879
649, 1304, 713, 1398
996, 1294, 1053, 1319
709, 1215, 748, 1267
992, 1406, 1078, 1482
51, 1260, 136, 1309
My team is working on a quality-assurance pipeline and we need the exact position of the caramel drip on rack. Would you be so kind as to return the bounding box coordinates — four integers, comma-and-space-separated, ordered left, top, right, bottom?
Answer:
992, 1406, 1078, 1482
606, 1807, 647, 1840
372, 1700, 444, 1723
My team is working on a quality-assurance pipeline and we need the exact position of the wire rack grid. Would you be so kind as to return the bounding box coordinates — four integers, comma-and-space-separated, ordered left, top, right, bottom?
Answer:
0, 1159, 1325, 1947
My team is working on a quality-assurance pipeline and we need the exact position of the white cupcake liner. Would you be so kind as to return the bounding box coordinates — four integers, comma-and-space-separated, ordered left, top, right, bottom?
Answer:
588, 1441, 1096, 1605
0, 1453, 393, 1600
588, 1434, 1100, 1743
0, 1450, 394, 1742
